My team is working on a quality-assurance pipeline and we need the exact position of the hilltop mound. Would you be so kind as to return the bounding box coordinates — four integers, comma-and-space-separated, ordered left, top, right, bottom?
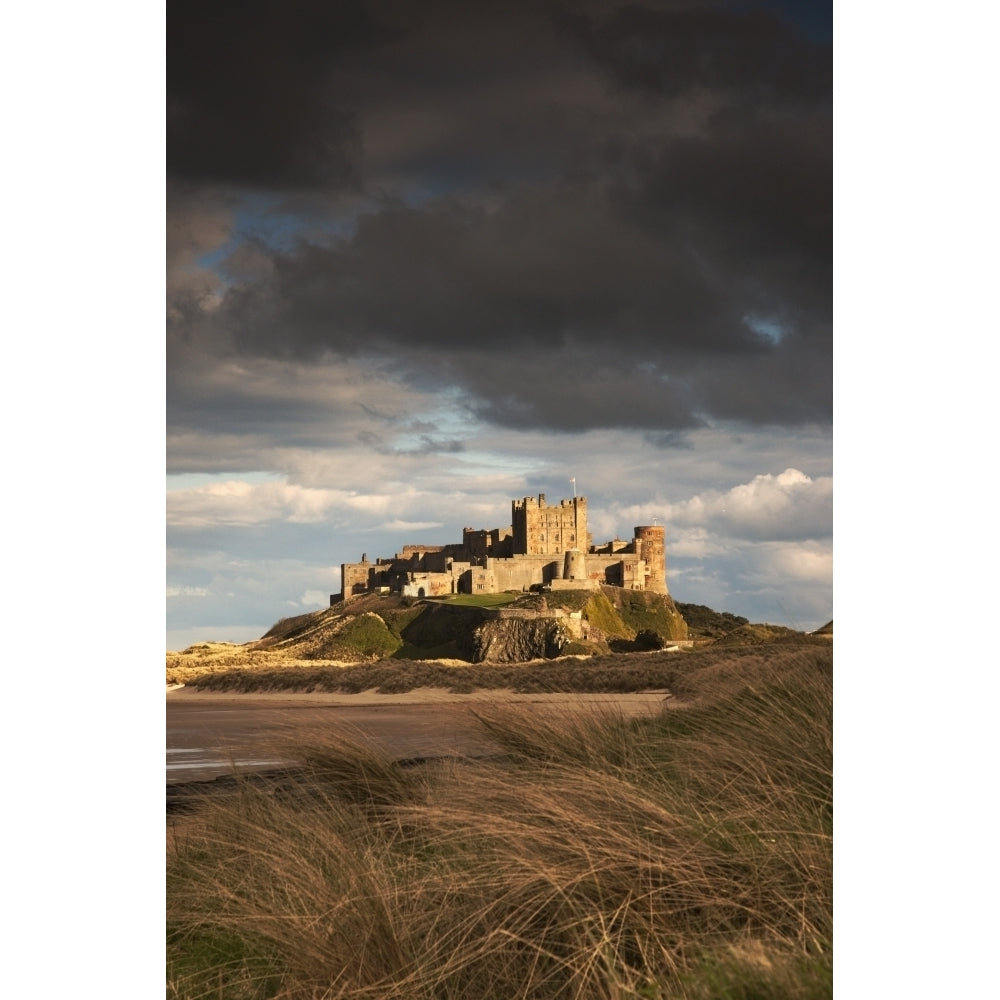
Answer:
255, 588, 690, 664
257, 596, 424, 659
167, 592, 824, 687
168, 589, 691, 682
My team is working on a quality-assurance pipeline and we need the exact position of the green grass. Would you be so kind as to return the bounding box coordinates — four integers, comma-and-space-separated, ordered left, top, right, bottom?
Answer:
582, 590, 633, 637
168, 645, 832, 998
336, 612, 402, 658
602, 589, 689, 642
674, 604, 749, 639
427, 592, 521, 607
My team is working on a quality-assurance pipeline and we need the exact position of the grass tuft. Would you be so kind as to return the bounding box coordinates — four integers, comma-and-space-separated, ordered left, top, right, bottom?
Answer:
168, 646, 831, 998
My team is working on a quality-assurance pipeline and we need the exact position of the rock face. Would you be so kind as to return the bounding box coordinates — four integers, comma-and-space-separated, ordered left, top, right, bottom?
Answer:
471, 616, 572, 663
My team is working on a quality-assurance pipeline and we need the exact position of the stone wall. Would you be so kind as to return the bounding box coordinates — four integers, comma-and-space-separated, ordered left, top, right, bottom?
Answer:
341, 560, 373, 598
512, 493, 589, 555
339, 496, 670, 602
634, 525, 667, 594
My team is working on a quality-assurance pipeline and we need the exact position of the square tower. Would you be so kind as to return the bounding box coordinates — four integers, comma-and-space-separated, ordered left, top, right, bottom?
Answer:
512, 494, 588, 555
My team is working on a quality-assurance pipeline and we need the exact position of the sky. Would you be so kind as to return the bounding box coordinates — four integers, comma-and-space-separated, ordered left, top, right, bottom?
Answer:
8, 5, 1000, 990
166, 0, 833, 649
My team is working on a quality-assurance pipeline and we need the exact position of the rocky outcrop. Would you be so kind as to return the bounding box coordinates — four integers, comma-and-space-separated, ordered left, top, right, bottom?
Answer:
471, 615, 573, 663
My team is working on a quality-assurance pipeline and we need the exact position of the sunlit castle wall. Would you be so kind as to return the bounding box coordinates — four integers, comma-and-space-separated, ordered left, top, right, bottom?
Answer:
340, 557, 372, 599
550, 547, 600, 591
512, 494, 588, 555
634, 525, 667, 594
563, 548, 588, 581
484, 555, 552, 592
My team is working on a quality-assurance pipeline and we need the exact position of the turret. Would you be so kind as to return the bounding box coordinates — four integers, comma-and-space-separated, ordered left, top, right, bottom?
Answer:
634, 525, 667, 594
563, 548, 588, 581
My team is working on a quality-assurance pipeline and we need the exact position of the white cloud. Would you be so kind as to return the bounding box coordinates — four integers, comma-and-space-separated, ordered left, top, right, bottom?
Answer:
167, 479, 350, 528
667, 468, 832, 541
299, 589, 334, 607
166, 585, 209, 598
666, 527, 732, 559
376, 519, 445, 532
752, 540, 833, 584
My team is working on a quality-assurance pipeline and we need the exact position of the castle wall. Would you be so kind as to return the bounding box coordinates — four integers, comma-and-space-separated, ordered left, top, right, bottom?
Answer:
341, 560, 373, 598
422, 550, 455, 573
401, 544, 446, 557
483, 554, 552, 592
463, 527, 515, 559
338, 497, 670, 602
401, 572, 455, 598
563, 549, 588, 582
462, 529, 490, 559
550, 578, 600, 591
512, 494, 589, 555
581, 553, 646, 589
634, 525, 667, 594
594, 538, 633, 555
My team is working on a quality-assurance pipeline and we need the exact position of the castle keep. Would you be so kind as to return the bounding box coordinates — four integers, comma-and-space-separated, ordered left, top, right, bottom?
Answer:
338, 493, 669, 602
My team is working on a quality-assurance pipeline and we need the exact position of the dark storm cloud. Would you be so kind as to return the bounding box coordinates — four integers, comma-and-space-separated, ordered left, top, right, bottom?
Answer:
167, 0, 395, 188
559, 2, 831, 104
168, 0, 830, 433
616, 111, 832, 312
219, 185, 767, 354
204, 169, 828, 429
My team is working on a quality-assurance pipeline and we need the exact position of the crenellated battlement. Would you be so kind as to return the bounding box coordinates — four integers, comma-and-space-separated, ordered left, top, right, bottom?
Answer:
511, 493, 588, 511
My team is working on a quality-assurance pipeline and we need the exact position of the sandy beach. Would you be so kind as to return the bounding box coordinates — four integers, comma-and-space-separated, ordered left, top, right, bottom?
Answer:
167, 687, 673, 784
166, 685, 672, 707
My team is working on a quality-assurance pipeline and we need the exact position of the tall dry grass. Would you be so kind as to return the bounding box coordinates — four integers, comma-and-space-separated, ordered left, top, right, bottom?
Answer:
167, 646, 832, 999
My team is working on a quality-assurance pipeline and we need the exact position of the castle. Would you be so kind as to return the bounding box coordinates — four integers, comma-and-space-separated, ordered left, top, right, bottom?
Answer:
338, 493, 669, 602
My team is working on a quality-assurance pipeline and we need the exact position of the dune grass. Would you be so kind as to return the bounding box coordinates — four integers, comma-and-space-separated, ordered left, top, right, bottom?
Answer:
167, 646, 832, 999
173, 639, 830, 695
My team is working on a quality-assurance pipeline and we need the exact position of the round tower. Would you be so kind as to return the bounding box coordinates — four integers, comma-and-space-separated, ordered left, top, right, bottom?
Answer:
563, 548, 588, 582
634, 525, 667, 594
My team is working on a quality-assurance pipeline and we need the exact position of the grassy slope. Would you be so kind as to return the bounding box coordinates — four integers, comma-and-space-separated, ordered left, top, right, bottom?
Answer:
712, 622, 808, 646
168, 589, 700, 686
597, 586, 689, 642
674, 602, 750, 639
168, 644, 832, 999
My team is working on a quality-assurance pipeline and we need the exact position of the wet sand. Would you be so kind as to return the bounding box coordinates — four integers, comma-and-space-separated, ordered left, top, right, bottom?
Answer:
167, 687, 671, 784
